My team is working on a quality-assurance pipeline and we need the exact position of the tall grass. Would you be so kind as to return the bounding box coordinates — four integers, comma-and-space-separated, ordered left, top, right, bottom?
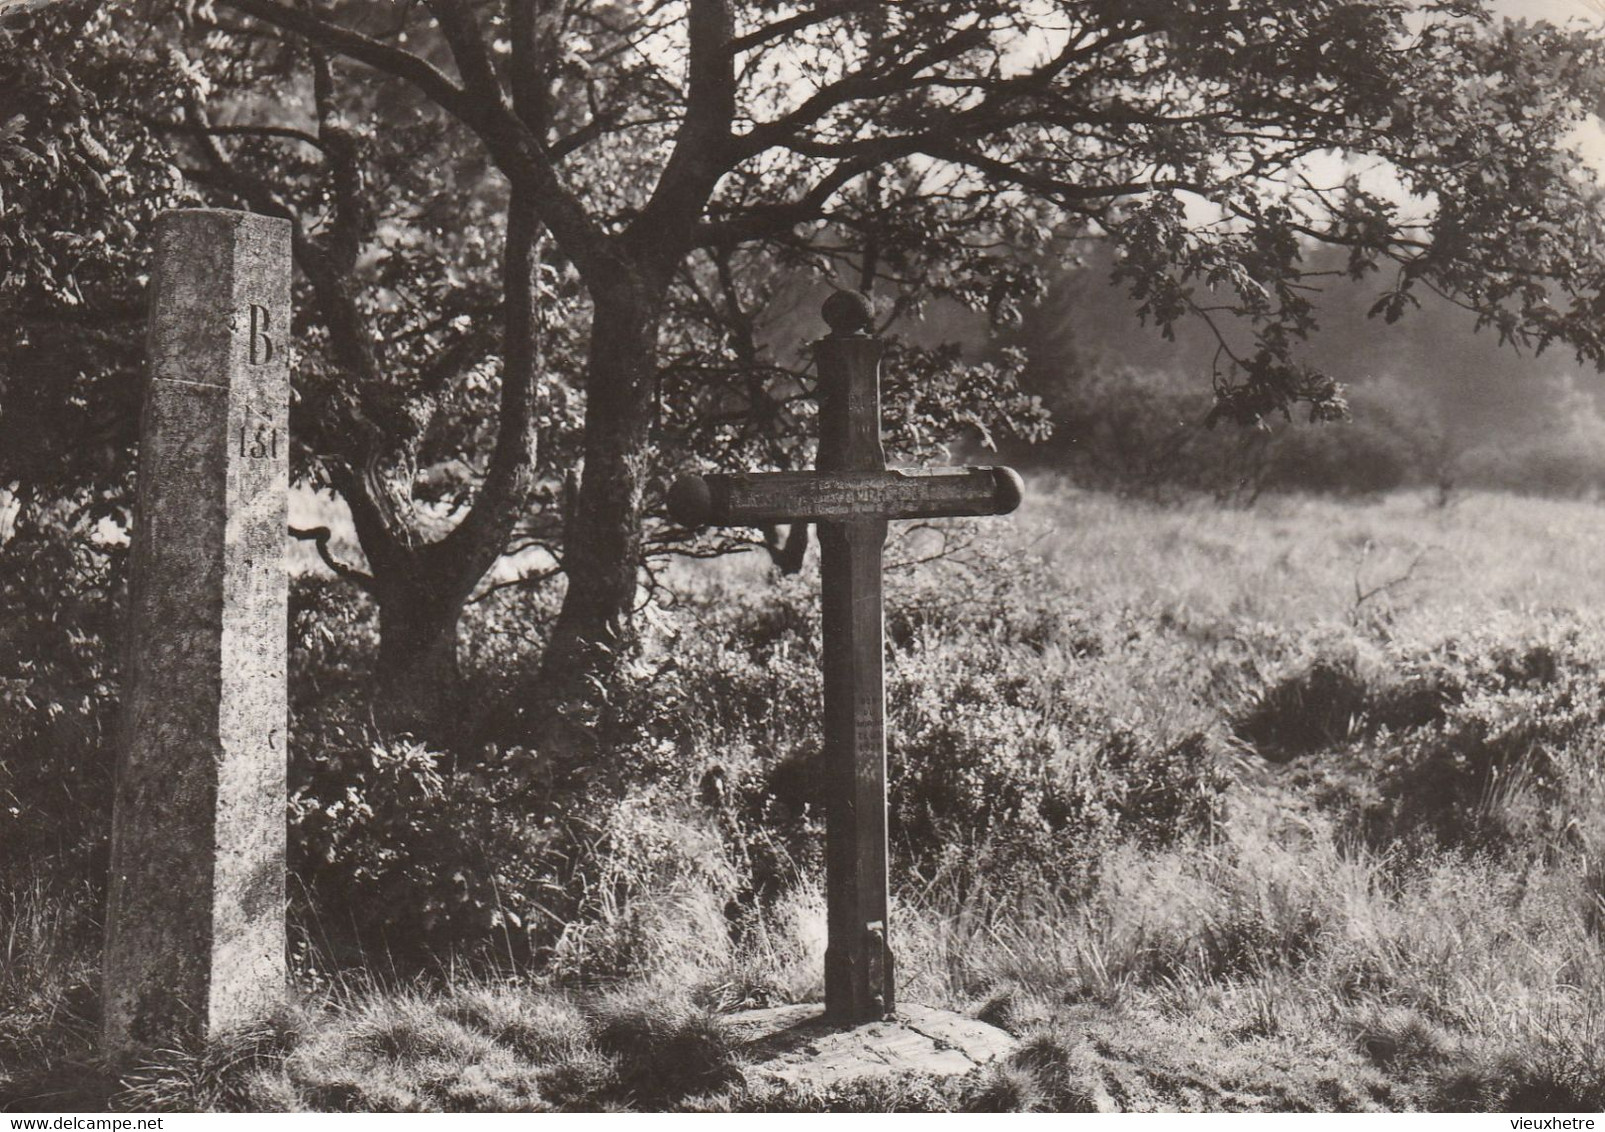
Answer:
7, 481, 1605, 1110
0, 872, 104, 1106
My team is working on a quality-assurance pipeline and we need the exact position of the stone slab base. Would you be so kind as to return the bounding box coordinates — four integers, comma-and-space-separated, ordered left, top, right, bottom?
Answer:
727, 1003, 1018, 1087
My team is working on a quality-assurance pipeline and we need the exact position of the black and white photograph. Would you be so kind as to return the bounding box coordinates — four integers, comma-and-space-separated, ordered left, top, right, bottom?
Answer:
3, 0, 1605, 1116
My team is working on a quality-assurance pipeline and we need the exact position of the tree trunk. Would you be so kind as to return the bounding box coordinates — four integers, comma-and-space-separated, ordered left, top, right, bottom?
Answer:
532, 287, 662, 728
337, 189, 542, 745
372, 572, 468, 738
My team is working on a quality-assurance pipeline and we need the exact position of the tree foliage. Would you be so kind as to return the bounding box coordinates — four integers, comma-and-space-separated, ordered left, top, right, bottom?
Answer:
0, 4, 189, 516
5, 0, 1605, 737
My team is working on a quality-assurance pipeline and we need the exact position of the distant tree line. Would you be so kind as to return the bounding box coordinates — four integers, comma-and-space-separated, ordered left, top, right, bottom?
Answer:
1002, 242, 1605, 504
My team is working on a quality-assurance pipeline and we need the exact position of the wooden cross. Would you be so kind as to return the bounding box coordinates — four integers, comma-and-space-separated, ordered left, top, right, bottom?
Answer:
667, 291, 1024, 1024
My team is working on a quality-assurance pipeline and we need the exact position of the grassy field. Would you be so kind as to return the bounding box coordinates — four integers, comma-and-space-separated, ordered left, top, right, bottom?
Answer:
4, 481, 1605, 1111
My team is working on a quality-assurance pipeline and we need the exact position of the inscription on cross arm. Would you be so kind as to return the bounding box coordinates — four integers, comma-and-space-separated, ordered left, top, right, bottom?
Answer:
668, 466, 1022, 527
667, 290, 1024, 1026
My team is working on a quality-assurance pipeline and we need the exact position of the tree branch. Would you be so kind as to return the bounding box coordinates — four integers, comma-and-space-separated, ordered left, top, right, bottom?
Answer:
509, 0, 558, 132
424, 0, 505, 102
734, 24, 989, 161
728, 0, 859, 57
469, 562, 564, 604
290, 525, 377, 593
629, 0, 738, 256
143, 116, 327, 151
436, 181, 541, 574
218, 0, 474, 119
221, 0, 617, 289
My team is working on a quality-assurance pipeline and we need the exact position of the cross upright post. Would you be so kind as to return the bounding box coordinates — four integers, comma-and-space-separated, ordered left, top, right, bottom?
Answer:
668, 291, 1023, 1025
815, 294, 894, 1024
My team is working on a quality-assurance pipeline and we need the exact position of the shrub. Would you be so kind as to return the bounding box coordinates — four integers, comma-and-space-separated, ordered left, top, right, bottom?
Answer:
1233, 655, 1373, 761
0, 515, 122, 882
289, 732, 582, 966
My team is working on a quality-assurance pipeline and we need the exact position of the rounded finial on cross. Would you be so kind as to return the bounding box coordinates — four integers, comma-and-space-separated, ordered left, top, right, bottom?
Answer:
822, 290, 875, 337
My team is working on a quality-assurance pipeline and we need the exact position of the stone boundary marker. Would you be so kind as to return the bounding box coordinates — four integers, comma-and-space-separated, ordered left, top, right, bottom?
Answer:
103, 209, 291, 1057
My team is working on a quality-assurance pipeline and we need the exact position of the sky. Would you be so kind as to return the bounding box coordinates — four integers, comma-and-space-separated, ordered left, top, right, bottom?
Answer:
1507, 0, 1605, 22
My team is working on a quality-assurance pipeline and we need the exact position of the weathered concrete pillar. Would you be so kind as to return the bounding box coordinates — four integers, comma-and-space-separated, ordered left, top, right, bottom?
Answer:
104, 209, 291, 1057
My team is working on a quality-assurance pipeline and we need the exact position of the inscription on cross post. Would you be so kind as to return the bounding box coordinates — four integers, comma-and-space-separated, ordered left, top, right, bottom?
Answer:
668, 292, 1024, 1025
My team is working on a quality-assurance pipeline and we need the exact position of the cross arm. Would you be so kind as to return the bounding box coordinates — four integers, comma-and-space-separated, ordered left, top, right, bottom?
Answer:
668, 466, 1023, 528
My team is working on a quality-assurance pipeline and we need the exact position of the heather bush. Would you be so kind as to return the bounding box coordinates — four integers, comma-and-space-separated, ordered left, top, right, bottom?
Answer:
277, 522, 1240, 977
1232, 618, 1605, 858
11, 484, 1605, 1111
288, 578, 622, 967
